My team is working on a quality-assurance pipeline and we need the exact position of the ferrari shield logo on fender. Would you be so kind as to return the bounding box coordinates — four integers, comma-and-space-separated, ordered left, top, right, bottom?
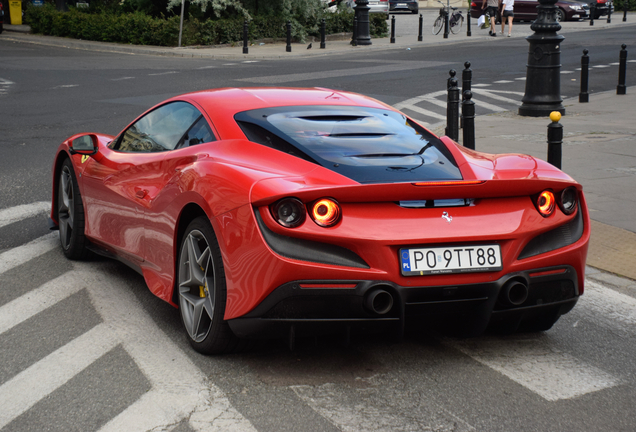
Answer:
442, 211, 452, 223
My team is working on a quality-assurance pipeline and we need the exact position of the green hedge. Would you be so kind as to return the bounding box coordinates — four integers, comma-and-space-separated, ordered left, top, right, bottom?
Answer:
24, 5, 388, 47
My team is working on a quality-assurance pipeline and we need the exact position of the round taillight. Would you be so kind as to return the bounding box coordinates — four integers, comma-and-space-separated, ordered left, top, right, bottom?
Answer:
537, 190, 555, 217
559, 187, 578, 215
311, 198, 341, 227
271, 198, 306, 228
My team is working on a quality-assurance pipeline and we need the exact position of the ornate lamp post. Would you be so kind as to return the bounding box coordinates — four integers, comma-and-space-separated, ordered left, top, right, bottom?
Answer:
518, 0, 565, 117
355, 0, 372, 46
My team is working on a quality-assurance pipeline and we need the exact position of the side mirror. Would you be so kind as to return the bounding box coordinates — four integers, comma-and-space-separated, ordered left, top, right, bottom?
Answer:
69, 134, 98, 156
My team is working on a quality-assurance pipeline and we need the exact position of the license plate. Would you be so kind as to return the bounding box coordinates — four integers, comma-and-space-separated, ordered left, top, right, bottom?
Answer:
400, 244, 502, 276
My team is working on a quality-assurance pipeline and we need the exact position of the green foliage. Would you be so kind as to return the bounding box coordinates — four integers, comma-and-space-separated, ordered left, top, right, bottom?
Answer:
612, 0, 636, 11
24, 3, 388, 47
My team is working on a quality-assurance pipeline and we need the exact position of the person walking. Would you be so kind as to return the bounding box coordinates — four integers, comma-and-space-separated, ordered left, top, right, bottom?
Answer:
481, 0, 500, 37
500, 0, 514, 37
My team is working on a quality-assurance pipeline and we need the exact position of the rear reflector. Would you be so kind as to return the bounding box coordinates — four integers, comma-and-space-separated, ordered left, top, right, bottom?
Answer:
299, 283, 358, 289
529, 268, 567, 278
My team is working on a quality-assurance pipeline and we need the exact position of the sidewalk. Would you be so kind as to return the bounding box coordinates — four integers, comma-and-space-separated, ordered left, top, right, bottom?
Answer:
2, 12, 635, 59
2, 16, 635, 284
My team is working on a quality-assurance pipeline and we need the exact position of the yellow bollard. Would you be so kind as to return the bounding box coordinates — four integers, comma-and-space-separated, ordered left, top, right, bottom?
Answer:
9, 0, 22, 26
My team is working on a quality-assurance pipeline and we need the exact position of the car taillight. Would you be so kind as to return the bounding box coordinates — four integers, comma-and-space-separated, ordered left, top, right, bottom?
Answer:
471, 1, 477, 6
559, 187, 578, 215
310, 198, 341, 227
271, 198, 306, 228
536, 190, 556, 217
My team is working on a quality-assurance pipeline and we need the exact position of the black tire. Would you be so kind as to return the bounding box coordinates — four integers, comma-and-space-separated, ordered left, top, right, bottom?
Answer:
58, 158, 90, 260
177, 216, 239, 355
0, 23, 4, 35
450, 14, 464, 34
432, 16, 444, 35
412, 8, 419, 14
556, 8, 566, 22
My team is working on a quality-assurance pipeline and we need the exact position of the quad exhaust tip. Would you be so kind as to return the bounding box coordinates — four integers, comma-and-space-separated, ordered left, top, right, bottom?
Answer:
365, 287, 394, 315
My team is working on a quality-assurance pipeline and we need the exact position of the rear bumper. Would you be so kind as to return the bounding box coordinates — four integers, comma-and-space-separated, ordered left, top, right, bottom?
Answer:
228, 265, 580, 338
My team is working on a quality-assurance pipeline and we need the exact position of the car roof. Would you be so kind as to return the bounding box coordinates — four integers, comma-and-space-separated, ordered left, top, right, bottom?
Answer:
177, 87, 390, 115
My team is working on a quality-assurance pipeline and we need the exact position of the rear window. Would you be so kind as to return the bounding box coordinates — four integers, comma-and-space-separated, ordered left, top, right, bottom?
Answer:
235, 105, 462, 184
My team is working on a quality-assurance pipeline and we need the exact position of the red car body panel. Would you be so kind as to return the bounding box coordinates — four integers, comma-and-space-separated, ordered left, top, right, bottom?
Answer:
50, 87, 589, 330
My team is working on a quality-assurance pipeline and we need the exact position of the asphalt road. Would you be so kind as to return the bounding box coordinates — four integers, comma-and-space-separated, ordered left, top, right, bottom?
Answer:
1, 24, 635, 432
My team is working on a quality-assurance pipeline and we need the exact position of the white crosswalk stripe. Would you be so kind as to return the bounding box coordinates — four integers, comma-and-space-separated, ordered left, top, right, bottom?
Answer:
0, 201, 50, 229
0, 324, 120, 429
0, 232, 58, 274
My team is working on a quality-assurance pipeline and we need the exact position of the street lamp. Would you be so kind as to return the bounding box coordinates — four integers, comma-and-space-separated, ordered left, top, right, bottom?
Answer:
518, 0, 565, 117
355, 0, 372, 46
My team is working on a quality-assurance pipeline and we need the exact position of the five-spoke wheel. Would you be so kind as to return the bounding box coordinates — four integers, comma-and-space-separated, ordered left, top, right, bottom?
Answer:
178, 217, 237, 354
58, 158, 89, 259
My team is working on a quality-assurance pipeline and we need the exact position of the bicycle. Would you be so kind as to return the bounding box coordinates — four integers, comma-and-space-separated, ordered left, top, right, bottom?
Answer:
432, 1, 464, 35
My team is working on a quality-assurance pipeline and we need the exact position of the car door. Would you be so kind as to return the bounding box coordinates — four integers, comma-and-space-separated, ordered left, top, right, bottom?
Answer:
81, 101, 202, 265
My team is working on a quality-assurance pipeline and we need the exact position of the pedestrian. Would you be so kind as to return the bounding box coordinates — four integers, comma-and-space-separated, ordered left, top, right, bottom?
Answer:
500, 0, 514, 37
481, 0, 500, 37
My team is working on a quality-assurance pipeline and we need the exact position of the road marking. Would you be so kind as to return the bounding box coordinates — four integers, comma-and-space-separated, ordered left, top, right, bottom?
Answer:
0, 324, 119, 429
0, 78, 15, 85
0, 201, 50, 229
629, 60, 636, 63
472, 88, 522, 106
393, 90, 446, 110
400, 104, 446, 121
292, 383, 475, 432
493, 80, 514, 83
111, 76, 135, 81
447, 334, 619, 401
148, 71, 179, 76
0, 232, 58, 275
593, 65, 610, 68
515, 77, 526, 81
52, 84, 80, 89
0, 271, 83, 334
236, 61, 450, 84
472, 83, 491, 87
471, 97, 506, 112
561, 71, 574, 74
197, 65, 217, 69
223, 63, 238, 66
81, 263, 255, 432
609, 62, 620, 65
242, 60, 259, 63
575, 280, 636, 335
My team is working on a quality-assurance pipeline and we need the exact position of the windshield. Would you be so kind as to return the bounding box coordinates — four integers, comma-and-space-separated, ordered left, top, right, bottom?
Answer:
235, 105, 462, 184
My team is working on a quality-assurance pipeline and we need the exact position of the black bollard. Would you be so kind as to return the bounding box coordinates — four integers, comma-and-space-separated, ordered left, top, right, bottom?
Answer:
462, 62, 472, 96
461, 62, 472, 129
447, 76, 460, 141
607, 2, 612, 23
320, 18, 326, 49
467, 7, 472, 36
286, 21, 292, 52
391, 15, 396, 43
418, 14, 423, 41
579, 49, 589, 102
243, 19, 249, 54
444, 9, 449, 39
617, 44, 627, 95
547, 112, 563, 169
447, 69, 457, 90
462, 90, 476, 150
590, 4, 595, 25
624, 0, 628, 22
352, 16, 358, 46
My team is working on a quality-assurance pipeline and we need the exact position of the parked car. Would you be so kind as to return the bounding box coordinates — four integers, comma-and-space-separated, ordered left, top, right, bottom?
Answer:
589, 0, 613, 19
338, 0, 390, 18
51, 87, 589, 354
470, 0, 589, 21
0, 2, 4, 35
389, 0, 419, 14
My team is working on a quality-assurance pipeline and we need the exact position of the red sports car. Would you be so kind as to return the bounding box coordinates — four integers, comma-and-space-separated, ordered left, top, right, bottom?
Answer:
50, 88, 589, 354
